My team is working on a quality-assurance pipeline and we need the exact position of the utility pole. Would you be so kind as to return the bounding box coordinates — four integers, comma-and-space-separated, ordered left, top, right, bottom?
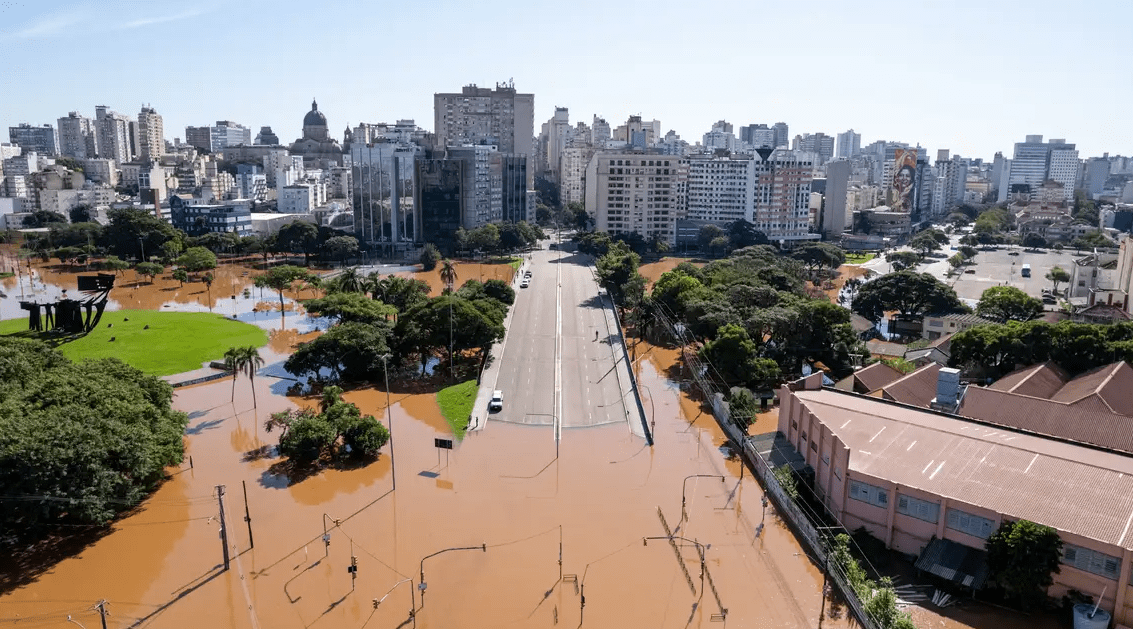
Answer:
216, 485, 230, 571
95, 599, 109, 629
242, 480, 254, 549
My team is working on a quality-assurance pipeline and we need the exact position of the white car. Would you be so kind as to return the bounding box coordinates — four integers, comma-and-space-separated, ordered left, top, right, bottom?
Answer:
488, 390, 503, 412
520, 279, 530, 288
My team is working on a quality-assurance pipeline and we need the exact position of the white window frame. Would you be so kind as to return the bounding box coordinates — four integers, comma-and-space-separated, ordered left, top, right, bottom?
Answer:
848, 480, 888, 509
897, 493, 940, 524
945, 508, 995, 539
1062, 544, 1120, 581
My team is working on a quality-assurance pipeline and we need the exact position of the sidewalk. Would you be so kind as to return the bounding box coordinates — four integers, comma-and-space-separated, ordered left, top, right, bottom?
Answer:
468, 258, 528, 432
591, 267, 650, 442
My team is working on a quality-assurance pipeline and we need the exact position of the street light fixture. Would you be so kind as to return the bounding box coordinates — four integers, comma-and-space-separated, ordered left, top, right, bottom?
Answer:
643, 536, 715, 617
418, 544, 487, 609
373, 577, 417, 628
681, 474, 725, 528
380, 353, 397, 491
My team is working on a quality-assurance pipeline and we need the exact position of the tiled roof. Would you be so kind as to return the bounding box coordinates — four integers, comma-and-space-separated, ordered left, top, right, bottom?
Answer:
988, 362, 1068, 398
796, 389, 1133, 549
866, 340, 906, 358
960, 362, 1133, 454
877, 363, 940, 406
853, 362, 904, 393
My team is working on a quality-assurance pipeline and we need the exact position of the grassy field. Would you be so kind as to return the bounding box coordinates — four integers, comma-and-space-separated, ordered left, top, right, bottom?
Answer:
0, 309, 268, 376
845, 252, 877, 264
436, 379, 477, 439
0, 272, 13, 279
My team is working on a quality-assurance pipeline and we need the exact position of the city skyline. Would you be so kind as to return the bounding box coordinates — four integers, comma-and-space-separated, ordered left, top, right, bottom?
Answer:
1, 0, 1130, 160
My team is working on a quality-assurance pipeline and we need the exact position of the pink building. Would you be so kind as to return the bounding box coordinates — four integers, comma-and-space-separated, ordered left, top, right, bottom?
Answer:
779, 373, 1133, 625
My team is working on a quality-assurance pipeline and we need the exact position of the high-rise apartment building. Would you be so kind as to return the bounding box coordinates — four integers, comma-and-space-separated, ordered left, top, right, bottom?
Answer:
792, 133, 835, 164
434, 82, 534, 186
823, 159, 851, 237
772, 122, 789, 149
541, 107, 571, 183
8, 123, 59, 157
95, 106, 133, 163
1009, 135, 1079, 202
560, 145, 595, 207
57, 113, 99, 159
137, 106, 164, 163
741, 124, 776, 149
751, 149, 814, 241
836, 129, 861, 159
585, 152, 682, 245
1084, 158, 1110, 197
185, 126, 213, 152
686, 155, 750, 225
591, 116, 611, 146
211, 121, 252, 151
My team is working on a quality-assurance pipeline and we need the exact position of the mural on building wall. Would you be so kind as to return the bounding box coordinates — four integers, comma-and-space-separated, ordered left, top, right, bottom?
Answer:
890, 148, 918, 212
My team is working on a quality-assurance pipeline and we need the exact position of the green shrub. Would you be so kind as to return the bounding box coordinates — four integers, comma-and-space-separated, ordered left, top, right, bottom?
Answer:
279, 414, 336, 463
339, 414, 389, 457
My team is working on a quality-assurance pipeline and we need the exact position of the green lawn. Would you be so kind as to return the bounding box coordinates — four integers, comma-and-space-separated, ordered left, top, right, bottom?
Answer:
0, 309, 268, 377
845, 253, 877, 264
436, 379, 477, 439
0, 272, 13, 279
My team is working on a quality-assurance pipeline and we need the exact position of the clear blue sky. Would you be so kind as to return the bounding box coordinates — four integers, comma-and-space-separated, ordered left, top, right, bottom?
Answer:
1, 0, 1129, 160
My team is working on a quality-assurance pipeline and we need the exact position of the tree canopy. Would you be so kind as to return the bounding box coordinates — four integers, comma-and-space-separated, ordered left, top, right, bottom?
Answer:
851, 271, 967, 323
976, 286, 1043, 323
949, 320, 1133, 377
986, 520, 1062, 608
175, 246, 217, 274
0, 339, 188, 538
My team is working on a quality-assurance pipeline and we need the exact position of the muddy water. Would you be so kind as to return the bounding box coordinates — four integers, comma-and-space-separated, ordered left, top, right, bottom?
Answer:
392, 259, 519, 297
0, 331, 843, 629
639, 257, 707, 288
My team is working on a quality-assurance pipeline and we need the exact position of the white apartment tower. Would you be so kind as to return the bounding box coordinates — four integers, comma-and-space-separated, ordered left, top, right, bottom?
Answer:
836, 129, 861, 159
751, 149, 814, 241
434, 82, 535, 186
542, 107, 571, 183
137, 106, 164, 163
95, 106, 133, 163
1009, 135, 1079, 202
686, 155, 750, 225
57, 112, 99, 159
585, 152, 682, 244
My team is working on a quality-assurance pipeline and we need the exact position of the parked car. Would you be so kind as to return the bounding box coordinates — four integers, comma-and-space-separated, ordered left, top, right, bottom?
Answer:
520, 279, 530, 288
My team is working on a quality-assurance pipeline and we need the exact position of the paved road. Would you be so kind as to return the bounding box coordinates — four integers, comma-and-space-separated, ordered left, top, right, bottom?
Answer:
491, 240, 633, 430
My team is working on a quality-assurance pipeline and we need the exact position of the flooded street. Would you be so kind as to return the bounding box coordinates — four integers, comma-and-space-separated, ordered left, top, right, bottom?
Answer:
0, 334, 837, 629
0, 254, 1043, 629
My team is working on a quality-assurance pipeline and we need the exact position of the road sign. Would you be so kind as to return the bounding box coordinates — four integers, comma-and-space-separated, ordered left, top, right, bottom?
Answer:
434, 438, 453, 450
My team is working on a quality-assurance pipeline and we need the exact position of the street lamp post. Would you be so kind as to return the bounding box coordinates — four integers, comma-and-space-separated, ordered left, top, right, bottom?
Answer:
418, 544, 486, 610
380, 353, 396, 491
643, 535, 710, 599
681, 475, 725, 528
373, 577, 417, 629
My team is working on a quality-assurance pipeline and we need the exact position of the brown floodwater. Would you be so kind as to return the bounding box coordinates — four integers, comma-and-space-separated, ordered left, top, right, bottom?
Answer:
1, 253, 1034, 629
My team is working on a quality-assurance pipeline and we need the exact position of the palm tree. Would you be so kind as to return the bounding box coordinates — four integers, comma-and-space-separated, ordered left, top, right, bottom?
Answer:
438, 259, 458, 380
438, 259, 457, 294
339, 267, 362, 293
224, 347, 240, 404
361, 271, 382, 300
304, 275, 323, 298
236, 346, 265, 409
203, 272, 215, 311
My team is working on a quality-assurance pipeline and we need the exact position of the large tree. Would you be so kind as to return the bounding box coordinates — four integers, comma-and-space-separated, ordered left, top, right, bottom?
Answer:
275, 221, 320, 264
595, 241, 644, 310
976, 286, 1043, 322
302, 292, 396, 324
0, 339, 187, 537
986, 520, 1062, 608
324, 235, 359, 266
254, 265, 312, 312
908, 231, 943, 257
104, 207, 179, 260
285, 321, 394, 382
885, 250, 922, 272
790, 242, 846, 278
175, 246, 217, 274
851, 271, 966, 324
1045, 266, 1070, 293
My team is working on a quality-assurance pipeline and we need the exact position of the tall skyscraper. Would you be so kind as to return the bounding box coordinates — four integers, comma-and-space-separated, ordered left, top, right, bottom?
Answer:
772, 122, 789, 149
751, 148, 813, 242
793, 133, 835, 164
541, 107, 571, 183
185, 126, 214, 152
1009, 135, 1079, 202
823, 159, 851, 236
137, 106, 164, 162
57, 112, 98, 159
8, 123, 59, 156
586, 152, 682, 245
95, 106, 133, 163
836, 129, 861, 159
434, 82, 534, 186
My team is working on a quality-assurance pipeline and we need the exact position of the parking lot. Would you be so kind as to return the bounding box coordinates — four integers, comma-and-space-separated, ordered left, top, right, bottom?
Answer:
925, 243, 1086, 302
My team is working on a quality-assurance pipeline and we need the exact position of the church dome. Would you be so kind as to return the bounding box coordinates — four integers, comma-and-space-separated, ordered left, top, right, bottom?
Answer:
303, 99, 327, 127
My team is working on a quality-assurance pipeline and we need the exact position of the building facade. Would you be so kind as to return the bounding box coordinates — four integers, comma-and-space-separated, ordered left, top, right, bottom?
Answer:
434, 83, 534, 187
57, 113, 99, 159
137, 106, 164, 163
585, 151, 682, 245
8, 124, 58, 157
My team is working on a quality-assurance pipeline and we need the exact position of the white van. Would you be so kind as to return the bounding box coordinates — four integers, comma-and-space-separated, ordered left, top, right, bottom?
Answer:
489, 390, 503, 412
